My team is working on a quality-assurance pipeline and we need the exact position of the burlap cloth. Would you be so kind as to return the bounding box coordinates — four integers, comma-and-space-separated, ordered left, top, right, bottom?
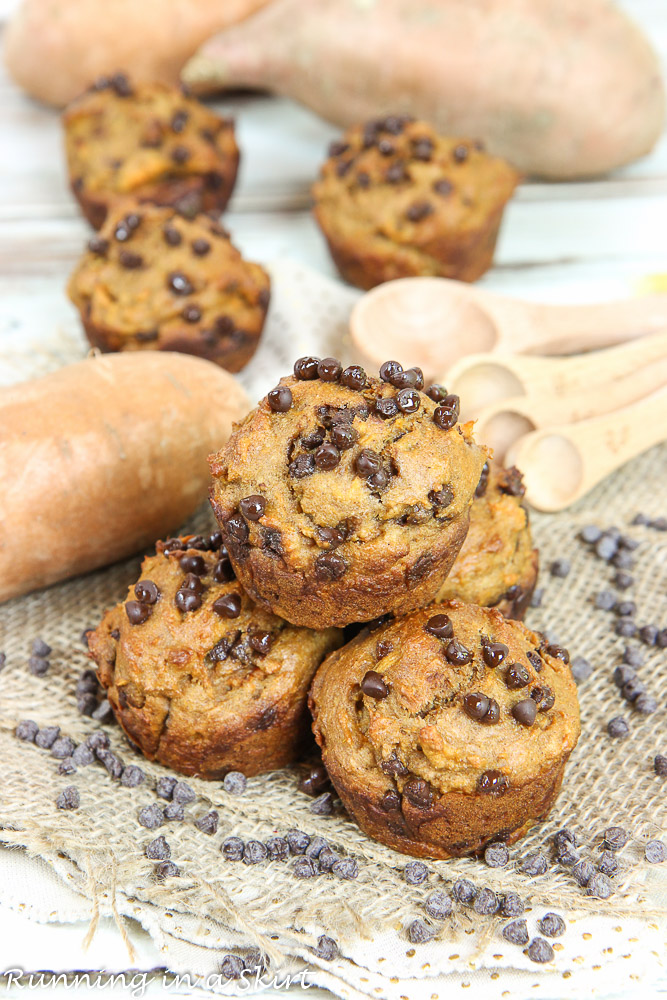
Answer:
1, 261, 665, 998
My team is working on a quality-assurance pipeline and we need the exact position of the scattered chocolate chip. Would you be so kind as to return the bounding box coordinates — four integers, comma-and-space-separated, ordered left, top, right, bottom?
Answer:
195, 810, 219, 835
607, 716, 630, 739
452, 879, 476, 905
293, 856, 318, 878
172, 781, 196, 805
406, 200, 433, 222
550, 559, 571, 578
56, 785, 80, 810
35, 726, 60, 750
538, 913, 565, 938
318, 848, 340, 872
520, 852, 548, 877
211, 593, 242, 620
16, 720, 39, 742
32, 638, 51, 657
503, 920, 529, 946
546, 644, 570, 664
433, 178, 453, 196
243, 840, 267, 865
29, 655, 49, 676
138, 803, 164, 829
645, 840, 666, 863
314, 935, 339, 961
314, 552, 346, 581
310, 792, 335, 815
570, 656, 593, 684
572, 859, 596, 886
526, 937, 554, 963
425, 384, 448, 403
118, 249, 143, 269
654, 754, 667, 777
598, 850, 619, 876
175, 588, 201, 613
407, 918, 435, 944
263, 836, 288, 862
596, 535, 618, 561
396, 387, 420, 413
222, 836, 244, 861
484, 843, 510, 868
404, 860, 429, 885
424, 890, 452, 920
501, 893, 524, 918
333, 858, 359, 880
87, 235, 109, 255
474, 887, 499, 915
49, 736, 75, 760
580, 524, 602, 543
587, 872, 614, 898
428, 485, 454, 509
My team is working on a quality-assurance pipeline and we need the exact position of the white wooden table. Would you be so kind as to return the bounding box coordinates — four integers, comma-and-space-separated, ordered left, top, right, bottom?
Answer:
1, 0, 666, 995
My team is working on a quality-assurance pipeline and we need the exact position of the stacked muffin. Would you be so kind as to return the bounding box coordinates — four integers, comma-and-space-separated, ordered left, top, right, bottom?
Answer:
89, 356, 580, 859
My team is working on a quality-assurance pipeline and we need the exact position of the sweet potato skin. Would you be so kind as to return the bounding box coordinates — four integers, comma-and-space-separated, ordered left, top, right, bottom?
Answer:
0, 352, 248, 603
3, 0, 270, 107
183, 0, 665, 179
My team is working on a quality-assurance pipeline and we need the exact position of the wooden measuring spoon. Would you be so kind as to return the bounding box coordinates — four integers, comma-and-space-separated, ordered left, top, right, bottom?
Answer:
475, 355, 667, 463
445, 327, 667, 421
349, 277, 667, 379
505, 384, 667, 512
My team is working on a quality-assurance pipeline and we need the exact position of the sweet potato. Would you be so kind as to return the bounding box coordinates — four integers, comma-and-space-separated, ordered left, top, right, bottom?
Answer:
3, 0, 271, 107
183, 0, 665, 179
0, 352, 248, 603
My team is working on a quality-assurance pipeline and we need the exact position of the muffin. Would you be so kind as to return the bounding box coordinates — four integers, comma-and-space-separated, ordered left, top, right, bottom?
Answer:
309, 601, 580, 859
87, 534, 341, 778
312, 116, 519, 289
209, 358, 488, 629
436, 464, 538, 619
63, 75, 239, 228
67, 202, 270, 372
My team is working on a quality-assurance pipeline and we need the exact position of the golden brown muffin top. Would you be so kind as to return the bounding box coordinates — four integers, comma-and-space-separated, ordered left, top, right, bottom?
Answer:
310, 601, 580, 798
89, 534, 340, 723
67, 202, 269, 342
313, 116, 519, 243
209, 360, 488, 577
64, 77, 237, 197
437, 463, 536, 607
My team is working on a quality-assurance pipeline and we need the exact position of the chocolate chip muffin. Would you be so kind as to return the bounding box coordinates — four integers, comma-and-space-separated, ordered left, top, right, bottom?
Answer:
67, 202, 270, 372
312, 116, 519, 289
63, 75, 239, 228
88, 534, 341, 778
436, 464, 538, 619
209, 359, 488, 629
310, 602, 580, 858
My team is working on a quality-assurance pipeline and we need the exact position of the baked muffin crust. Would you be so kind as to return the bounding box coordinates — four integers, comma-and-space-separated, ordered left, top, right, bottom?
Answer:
88, 535, 341, 778
436, 464, 538, 618
67, 202, 269, 372
64, 76, 239, 228
313, 116, 519, 289
309, 601, 580, 858
209, 360, 488, 628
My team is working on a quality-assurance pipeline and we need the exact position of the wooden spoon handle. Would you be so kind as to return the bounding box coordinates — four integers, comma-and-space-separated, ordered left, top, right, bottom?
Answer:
501, 295, 667, 355
506, 385, 667, 511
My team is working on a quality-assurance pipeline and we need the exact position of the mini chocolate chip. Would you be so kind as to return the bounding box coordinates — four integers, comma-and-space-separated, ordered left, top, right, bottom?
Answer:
315, 443, 341, 470
379, 360, 403, 382
412, 136, 434, 161
407, 919, 435, 944
607, 716, 630, 738
424, 384, 447, 403
375, 397, 399, 419
51, 736, 76, 759
360, 670, 389, 700
223, 771, 247, 795
330, 423, 358, 450
239, 495, 266, 521
212, 593, 242, 618
445, 639, 472, 665
56, 785, 80, 810
175, 589, 202, 613
328, 139, 349, 157
88, 236, 109, 255
376, 639, 393, 659
317, 357, 342, 381
512, 699, 537, 727
381, 752, 409, 778
171, 144, 190, 164
478, 770, 507, 795
594, 589, 617, 610
356, 171, 370, 188
179, 554, 206, 575
16, 720, 39, 742
429, 485, 454, 508
332, 858, 359, 880
613, 570, 634, 590
125, 600, 151, 625
503, 920, 529, 946
526, 937, 554, 963
289, 453, 316, 478
653, 754, 667, 776
268, 386, 292, 412
121, 764, 146, 787
390, 367, 423, 390
163, 225, 182, 246
463, 692, 490, 720
354, 448, 382, 477
134, 579, 159, 604
598, 850, 619, 876
571, 656, 593, 684
119, 250, 143, 269
519, 852, 548, 876
424, 890, 452, 920
163, 801, 184, 822
501, 893, 524, 918
381, 789, 401, 811
596, 535, 618, 560
315, 552, 346, 581
474, 887, 499, 915
29, 655, 49, 675
386, 161, 408, 183
505, 663, 530, 689
639, 624, 659, 645
340, 365, 367, 390
482, 641, 509, 668
396, 388, 420, 413
249, 630, 273, 655
172, 781, 195, 805
453, 144, 469, 163
167, 271, 193, 295
484, 843, 510, 868
572, 859, 596, 886
645, 840, 666, 863
294, 356, 320, 380
191, 238, 211, 256
615, 600, 637, 617
433, 178, 453, 196
402, 778, 434, 810
243, 840, 267, 865
195, 810, 219, 835
587, 872, 614, 898
425, 613, 453, 638
452, 879, 476, 904
181, 571, 204, 592
580, 524, 603, 543
138, 803, 164, 829
433, 395, 460, 430
406, 200, 433, 222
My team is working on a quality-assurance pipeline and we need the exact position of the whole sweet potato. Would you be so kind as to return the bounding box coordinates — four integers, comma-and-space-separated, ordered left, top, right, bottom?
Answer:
183, 0, 665, 179
3, 0, 271, 107
0, 352, 248, 603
